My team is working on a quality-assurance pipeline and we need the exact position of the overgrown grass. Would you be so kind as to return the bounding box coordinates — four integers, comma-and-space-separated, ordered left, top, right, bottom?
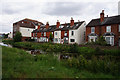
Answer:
2, 46, 117, 78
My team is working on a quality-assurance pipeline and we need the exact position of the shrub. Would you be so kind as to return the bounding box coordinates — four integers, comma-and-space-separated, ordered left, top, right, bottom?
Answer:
13, 31, 22, 42
69, 43, 79, 53
49, 32, 53, 42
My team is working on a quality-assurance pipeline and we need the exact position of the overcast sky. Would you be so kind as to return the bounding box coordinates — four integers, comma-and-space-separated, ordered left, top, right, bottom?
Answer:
0, 0, 119, 33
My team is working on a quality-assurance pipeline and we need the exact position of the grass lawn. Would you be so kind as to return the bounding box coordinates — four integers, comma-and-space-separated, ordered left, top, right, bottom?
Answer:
2, 46, 117, 78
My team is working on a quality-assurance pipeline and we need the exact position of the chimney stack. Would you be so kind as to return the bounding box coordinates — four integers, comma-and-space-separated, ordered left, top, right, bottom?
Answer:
107, 15, 108, 17
46, 22, 49, 29
70, 17, 74, 27
100, 10, 104, 23
56, 20, 60, 28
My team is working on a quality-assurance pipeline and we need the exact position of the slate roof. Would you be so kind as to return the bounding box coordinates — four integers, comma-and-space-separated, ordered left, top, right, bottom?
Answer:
103, 32, 115, 36
32, 21, 85, 33
88, 33, 98, 36
87, 15, 120, 27
13, 18, 44, 28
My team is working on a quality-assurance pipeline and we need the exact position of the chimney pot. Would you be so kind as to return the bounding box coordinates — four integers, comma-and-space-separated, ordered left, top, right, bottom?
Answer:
102, 10, 104, 13
70, 17, 74, 27
46, 22, 49, 29
71, 17, 73, 20
56, 20, 60, 28
100, 10, 105, 23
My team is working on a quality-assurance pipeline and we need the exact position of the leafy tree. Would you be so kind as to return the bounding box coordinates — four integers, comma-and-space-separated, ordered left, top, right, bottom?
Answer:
49, 32, 53, 42
13, 31, 22, 42
3, 33, 9, 39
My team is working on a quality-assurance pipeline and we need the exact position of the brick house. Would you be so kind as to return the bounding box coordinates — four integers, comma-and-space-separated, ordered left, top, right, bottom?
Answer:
54, 18, 86, 44
32, 18, 86, 44
13, 18, 43, 41
86, 10, 120, 46
32, 22, 55, 42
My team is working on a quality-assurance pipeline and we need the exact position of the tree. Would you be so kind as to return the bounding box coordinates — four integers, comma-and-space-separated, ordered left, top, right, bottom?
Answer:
3, 33, 9, 39
13, 31, 22, 42
96, 36, 107, 46
49, 32, 53, 42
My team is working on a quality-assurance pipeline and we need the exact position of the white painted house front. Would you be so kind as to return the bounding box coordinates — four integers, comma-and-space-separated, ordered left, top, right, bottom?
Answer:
69, 21, 86, 44
13, 18, 43, 41
54, 30, 61, 43
19, 27, 34, 37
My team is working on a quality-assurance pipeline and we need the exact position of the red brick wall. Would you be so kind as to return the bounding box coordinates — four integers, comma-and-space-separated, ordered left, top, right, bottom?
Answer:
61, 31, 64, 39
37, 33, 41, 38
61, 30, 69, 39
86, 24, 120, 46
86, 27, 91, 41
31, 33, 33, 37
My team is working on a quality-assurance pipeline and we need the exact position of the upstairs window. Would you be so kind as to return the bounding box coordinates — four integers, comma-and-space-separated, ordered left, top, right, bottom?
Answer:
64, 31, 67, 36
71, 31, 74, 36
55, 32, 57, 35
91, 27, 95, 33
106, 26, 111, 32
119, 25, 120, 32
41, 32, 43, 36
44, 32, 46, 36
36, 33, 37, 36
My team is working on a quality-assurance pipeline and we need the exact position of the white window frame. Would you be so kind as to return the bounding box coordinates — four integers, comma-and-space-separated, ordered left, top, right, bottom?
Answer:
44, 32, 46, 36
104, 36, 114, 46
106, 26, 111, 32
71, 31, 74, 36
89, 36, 97, 42
64, 31, 67, 36
55, 32, 57, 35
91, 27, 95, 33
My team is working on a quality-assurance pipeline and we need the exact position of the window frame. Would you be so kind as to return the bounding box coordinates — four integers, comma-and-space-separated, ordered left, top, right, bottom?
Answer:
119, 25, 120, 32
71, 31, 74, 36
91, 27, 95, 33
70, 39, 75, 42
64, 31, 67, 36
44, 32, 46, 36
106, 26, 111, 32
55, 32, 57, 35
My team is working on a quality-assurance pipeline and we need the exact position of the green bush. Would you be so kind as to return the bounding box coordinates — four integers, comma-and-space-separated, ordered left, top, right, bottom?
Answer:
69, 43, 79, 53
13, 31, 22, 42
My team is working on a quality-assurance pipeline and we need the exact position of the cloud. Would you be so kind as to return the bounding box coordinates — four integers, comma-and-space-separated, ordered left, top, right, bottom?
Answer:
42, 2, 117, 17
0, 0, 119, 33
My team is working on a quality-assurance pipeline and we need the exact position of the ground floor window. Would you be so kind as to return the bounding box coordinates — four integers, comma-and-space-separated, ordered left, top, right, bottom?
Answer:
39, 37, 47, 42
63, 37, 68, 43
119, 38, 120, 46
55, 38, 58, 42
89, 36, 97, 42
104, 36, 114, 46
70, 39, 75, 42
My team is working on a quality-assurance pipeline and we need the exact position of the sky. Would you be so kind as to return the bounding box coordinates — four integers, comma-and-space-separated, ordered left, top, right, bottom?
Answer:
0, 0, 119, 33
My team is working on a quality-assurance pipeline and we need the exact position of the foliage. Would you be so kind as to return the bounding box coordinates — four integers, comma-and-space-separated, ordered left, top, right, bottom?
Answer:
49, 32, 53, 42
69, 43, 79, 53
2, 46, 117, 78
86, 36, 108, 46
96, 36, 108, 46
3, 33, 9, 39
13, 31, 22, 42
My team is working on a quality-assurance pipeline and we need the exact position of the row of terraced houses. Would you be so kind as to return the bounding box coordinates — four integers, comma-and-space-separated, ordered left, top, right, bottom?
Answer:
13, 10, 120, 46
